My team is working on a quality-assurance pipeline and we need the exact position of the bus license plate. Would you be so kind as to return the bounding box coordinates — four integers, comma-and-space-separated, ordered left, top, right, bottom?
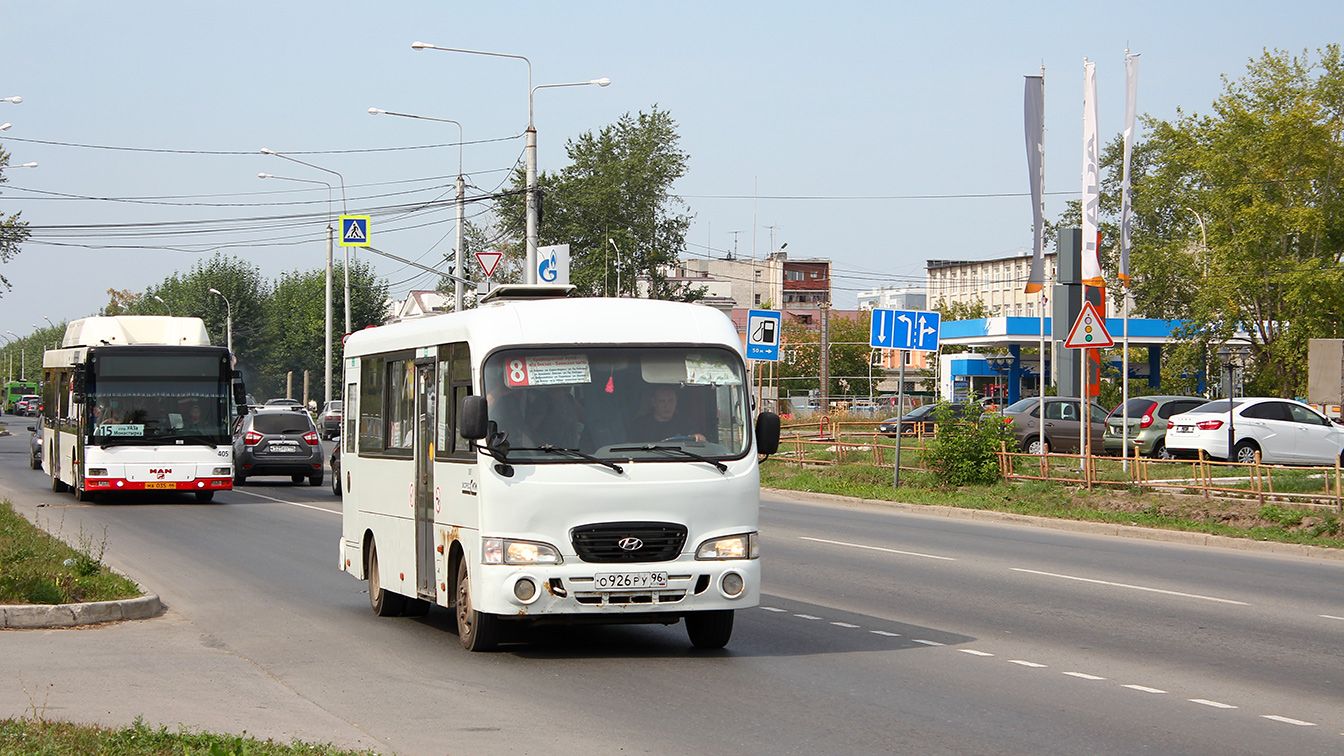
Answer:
144, 482, 176, 489
594, 572, 669, 590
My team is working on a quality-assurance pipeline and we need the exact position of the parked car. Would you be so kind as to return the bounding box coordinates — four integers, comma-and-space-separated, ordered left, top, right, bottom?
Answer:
1102, 396, 1208, 459
28, 424, 42, 470
330, 440, 341, 497
877, 402, 970, 436
317, 400, 343, 440
232, 407, 325, 486
1001, 396, 1108, 454
1164, 397, 1344, 465
18, 395, 40, 416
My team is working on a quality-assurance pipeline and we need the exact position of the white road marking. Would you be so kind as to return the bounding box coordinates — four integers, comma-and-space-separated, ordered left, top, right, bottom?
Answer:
800, 536, 955, 561
759, 606, 787, 613
1320, 614, 1344, 622
870, 630, 901, 637
1009, 660, 1047, 668
1012, 568, 1249, 606
1262, 715, 1316, 727
1189, 699, 1237, 709
913, 639, 945, 646
830, 622, 860, 628
1063, 672, 1107, 681
233, 489, 339, 515
794, 614, 822, 620
960, 649, 995, 657
1123, 685, 1167, 694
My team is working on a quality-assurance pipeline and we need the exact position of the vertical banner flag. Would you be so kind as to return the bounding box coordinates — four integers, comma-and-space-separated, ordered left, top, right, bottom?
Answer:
1023, 75, 1046, 294
1119, 52, 1139, 287
1080, 60, 1105, 287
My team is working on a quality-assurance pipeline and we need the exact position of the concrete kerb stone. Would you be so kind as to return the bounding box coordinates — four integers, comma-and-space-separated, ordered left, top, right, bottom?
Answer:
765, 487, 1344, 562
1, 593, 162, 630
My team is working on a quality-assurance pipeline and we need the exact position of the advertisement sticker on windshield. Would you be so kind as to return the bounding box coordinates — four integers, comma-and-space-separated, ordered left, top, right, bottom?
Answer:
505, 355, 591, 387
685, 356, 740, 385
98, 424, 145, 437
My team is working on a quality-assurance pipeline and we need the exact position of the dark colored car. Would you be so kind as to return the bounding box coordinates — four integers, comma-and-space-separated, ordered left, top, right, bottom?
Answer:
330, 440, 341, 497
1102, 396, 1208, 459
28, 424, 41, 469
317, 400, 343, 440
233, 407, 324, 486
264, 398, 304, 408
1001, 396, 1108, 454
877, 402, 970, 436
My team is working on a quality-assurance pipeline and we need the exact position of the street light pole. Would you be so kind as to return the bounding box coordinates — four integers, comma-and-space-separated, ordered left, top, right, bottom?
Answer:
208, 288, 233, 354
369, 107, 467, 312
259, 158, 344, 408
6, 331, 22, 380
411, 42, 608, 284
153, 295, 172, 316
43, 316, 58, 348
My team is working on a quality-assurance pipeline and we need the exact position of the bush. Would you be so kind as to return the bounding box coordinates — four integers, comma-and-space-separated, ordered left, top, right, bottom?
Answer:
921, 404, 1015, 486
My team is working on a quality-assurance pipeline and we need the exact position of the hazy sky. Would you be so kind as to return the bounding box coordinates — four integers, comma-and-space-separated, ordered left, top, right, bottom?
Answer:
2, 1, 1340, 334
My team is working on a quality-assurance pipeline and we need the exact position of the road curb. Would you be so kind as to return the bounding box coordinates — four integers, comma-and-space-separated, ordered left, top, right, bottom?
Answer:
764, 487, 1344, 562
1, 593, 163, 629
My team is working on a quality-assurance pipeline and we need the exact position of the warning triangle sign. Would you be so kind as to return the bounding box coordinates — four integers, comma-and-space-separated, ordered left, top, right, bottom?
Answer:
1064, 301, 1114, 348
475, 251, 503, 278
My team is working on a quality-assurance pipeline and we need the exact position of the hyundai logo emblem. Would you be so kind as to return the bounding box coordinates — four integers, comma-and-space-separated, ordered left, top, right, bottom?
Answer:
617, 537, 644, 551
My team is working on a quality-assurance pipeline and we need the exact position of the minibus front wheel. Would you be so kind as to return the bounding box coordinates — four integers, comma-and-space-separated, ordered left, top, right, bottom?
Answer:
456, 559, 501, 652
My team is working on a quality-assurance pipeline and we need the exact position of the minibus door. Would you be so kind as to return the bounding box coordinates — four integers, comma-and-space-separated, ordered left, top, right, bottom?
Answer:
415, 361, 436, 600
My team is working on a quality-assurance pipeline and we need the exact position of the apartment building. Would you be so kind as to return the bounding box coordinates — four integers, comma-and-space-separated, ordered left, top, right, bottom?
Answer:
926, 250, 1057, 317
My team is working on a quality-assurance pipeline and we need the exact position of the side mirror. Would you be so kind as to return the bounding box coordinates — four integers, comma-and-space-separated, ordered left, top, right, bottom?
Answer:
459, 395, 489, 440
232, 371, 249, 416
755, 411, 781, 456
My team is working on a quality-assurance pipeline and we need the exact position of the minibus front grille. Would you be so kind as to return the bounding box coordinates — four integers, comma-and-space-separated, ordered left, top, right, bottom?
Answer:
570, 522, 687, 563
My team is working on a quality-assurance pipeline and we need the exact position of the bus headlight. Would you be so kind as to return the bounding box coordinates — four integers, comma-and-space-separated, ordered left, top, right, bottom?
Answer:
696, 532, 760, 560
482, 538, 563, 565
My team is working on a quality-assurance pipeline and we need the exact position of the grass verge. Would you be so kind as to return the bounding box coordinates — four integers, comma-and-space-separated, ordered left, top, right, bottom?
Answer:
0, 500, 141, 605
760, 460, 1344, 549
0, 717, 378, 755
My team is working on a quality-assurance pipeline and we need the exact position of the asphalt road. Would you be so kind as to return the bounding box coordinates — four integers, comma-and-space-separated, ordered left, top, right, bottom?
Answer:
3, 421, 1343, 755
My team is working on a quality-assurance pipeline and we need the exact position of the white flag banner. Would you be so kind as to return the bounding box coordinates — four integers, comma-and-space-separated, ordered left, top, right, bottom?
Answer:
1080, 60, 1104, 287
1119, 53, 1139, 287
1024, 75, 1046, 294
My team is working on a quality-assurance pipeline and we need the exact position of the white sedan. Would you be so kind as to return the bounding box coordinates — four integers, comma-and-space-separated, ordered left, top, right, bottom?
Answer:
1164, 397, 1344, 465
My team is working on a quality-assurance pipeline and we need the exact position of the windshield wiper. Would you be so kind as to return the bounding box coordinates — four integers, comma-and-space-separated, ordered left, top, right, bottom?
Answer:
609, 445, 728, 474
508, 445, 624, 474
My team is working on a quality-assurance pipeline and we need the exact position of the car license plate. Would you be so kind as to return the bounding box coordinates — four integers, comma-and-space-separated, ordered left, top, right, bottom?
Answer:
270, 441, 299, 452
144, 481, 176, 489
594, 571, 669, 590
1173, 425, 1193, 434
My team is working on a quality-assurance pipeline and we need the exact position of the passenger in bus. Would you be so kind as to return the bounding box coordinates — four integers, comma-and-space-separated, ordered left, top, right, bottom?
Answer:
485, 381, 540, 448
532, 387, 585, 449
633, 385, 706, 443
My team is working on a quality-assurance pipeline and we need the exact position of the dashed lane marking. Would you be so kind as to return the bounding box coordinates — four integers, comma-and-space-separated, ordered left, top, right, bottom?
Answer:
800, 536, 956, 561
831, 622, 860, 628
1009, 660, 1047, 668
1262, 715, 1316, 727
913, 639, 945, 646
1123, 685, 1167, 694
1063, 672, 1107, 681
1011, 568, 1249, 606
960, 649, 995, 657
794, 614, 822, 620
1190, 699, 1238, 709
870, 630, 900, 637
1320, 614, 1344, 622
759, 606, 787, 612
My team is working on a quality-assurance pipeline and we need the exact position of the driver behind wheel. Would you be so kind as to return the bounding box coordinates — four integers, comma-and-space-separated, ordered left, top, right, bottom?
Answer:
633, 385, 705, 443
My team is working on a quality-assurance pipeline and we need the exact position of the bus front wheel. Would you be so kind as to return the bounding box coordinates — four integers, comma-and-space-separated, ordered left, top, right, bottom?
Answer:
455, 559, 501, 652
685, 609, 735, 649
367, 540, 406, 617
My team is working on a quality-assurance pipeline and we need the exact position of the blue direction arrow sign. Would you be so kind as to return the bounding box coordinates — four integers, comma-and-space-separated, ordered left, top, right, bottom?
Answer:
870, 308, 940, 351
746, 309, 782, 361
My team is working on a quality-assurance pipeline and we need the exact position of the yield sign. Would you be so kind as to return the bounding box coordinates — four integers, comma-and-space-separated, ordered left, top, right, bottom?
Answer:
1064, 301, 1114, 348
475, 251, 503, 278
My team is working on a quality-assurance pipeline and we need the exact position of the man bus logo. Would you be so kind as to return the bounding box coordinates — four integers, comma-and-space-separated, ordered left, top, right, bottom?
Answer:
149, 468, 172, 478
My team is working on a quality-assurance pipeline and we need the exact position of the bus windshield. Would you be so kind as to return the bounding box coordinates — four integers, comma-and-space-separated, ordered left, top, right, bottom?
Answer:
88, 351, 231, 446
481, 346, 750, 463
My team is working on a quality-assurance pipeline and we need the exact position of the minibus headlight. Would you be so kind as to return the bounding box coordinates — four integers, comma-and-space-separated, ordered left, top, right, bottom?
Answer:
482, 538, 563, 565
696, 532, 760, 560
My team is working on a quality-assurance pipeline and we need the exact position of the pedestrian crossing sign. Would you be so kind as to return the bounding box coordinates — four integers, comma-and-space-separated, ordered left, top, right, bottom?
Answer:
339, 215, 370, 247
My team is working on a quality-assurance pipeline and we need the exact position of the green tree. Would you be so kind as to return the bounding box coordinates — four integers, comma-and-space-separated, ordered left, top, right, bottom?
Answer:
496, 106, 697, 299
0, 145, 31, 295
1064, 46, 1344, 398
778, 312, 876, 399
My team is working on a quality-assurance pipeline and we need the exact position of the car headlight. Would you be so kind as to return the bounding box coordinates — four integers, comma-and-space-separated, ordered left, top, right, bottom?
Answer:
696, 532, 760, 560
482, 537, 563, 565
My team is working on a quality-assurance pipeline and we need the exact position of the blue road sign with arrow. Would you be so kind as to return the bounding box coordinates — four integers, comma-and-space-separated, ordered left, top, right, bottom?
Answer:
870, 308, 940, 351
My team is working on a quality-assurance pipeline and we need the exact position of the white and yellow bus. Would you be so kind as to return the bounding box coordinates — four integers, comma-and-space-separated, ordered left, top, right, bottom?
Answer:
41, 316, 243, 503
338, 287, 780, 650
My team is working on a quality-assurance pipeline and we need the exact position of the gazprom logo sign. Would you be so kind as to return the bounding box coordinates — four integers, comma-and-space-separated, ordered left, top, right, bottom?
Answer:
537, 244, 570, 285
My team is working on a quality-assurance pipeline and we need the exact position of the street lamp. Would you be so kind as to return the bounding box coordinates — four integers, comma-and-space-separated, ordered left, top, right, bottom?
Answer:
608, 238, 622, 297
208, 288, 233, 354
0, 332, 13, 384
0, 124, 10, 131
368, 106, 468, 312
1, 96, 21, 104
411, 41, 609, 284
6, 331, 22, 380
259, 150, 346, 407
43, 316, 58, 349
153, 295, 172, 316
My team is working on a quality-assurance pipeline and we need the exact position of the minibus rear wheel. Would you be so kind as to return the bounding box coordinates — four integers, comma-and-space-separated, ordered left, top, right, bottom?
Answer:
367, 540, 406, 617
